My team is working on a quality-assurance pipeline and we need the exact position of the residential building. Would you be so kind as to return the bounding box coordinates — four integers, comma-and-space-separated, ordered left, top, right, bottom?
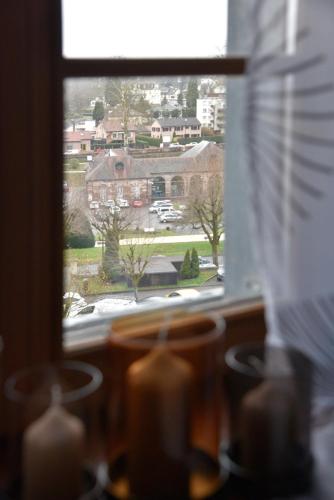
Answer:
196, 97, 225, 133
64, 120, 96, 132
64, 131, 94, 154
151, 117, 201, 141
95, 118, 137, 144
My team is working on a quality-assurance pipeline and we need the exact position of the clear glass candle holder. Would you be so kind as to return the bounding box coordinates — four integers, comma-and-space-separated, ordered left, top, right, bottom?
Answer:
4, 360, 103, 499
223, 342, 313, 497
107, 310, 226, 500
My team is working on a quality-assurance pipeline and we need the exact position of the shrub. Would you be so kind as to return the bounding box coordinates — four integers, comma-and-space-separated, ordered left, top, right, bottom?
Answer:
67, 232, 95, 248
180, 249, 192, 279
190, 248, 200, 278
66, 209, 95, 248
136, 135, 161, 147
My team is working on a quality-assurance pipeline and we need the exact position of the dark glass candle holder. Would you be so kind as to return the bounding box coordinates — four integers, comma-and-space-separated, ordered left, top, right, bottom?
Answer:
222, 342, 313, 498
107, 310, 226, 500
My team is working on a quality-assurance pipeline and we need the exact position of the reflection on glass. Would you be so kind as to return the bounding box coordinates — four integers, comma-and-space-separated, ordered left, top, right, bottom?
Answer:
62, 0, 227, 59
63, 76, 227, 325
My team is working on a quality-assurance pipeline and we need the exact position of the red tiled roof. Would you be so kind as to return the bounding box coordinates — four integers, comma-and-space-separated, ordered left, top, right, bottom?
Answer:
64, 131, 94, 142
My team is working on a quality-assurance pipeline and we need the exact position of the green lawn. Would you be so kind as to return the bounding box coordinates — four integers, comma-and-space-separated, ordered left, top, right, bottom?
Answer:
69, 270, 216, 296
65, 241, 224, 265
177, 270, 217, 287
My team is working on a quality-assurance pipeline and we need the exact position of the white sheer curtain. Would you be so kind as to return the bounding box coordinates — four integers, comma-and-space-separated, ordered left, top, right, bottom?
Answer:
247, 0, 334, 412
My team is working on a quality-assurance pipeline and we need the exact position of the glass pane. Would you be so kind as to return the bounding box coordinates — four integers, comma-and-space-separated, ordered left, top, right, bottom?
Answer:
62, 0, 228, 59
63, 75, 229, 334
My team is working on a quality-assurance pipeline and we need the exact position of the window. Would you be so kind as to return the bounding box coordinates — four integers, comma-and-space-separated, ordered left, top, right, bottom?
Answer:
2, 0, 263, 376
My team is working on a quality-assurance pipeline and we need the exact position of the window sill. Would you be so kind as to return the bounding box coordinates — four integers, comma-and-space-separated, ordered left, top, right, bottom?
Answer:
64, 295, 266, 365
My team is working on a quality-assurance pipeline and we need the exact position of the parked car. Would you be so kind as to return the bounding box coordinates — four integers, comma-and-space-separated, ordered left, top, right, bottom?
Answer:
149, 201, 173, 213
167, 288, 200, 298
104, 199, 115, 207
132, 199, 144, 208
89, 201, 99, 210
159, 212, 183, 223
74, 297, 136, 317
198, 256, 217, 269
63, 292, 87, 318
217, 265, 225, 282
116, 198, 129, 208
156, 206, 175, 216
110, 206, 121, 214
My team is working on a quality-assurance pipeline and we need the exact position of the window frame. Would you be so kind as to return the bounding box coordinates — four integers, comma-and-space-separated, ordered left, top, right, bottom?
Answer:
1, 0, 259, 392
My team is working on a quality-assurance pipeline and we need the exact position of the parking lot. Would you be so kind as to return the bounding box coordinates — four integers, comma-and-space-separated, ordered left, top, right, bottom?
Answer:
115, 203, 204, 234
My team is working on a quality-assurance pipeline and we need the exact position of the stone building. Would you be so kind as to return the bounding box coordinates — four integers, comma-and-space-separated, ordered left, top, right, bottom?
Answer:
86, 141, 223, 204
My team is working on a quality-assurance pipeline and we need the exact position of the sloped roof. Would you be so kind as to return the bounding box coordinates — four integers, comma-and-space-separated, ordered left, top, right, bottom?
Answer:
181, 140, 213, 158
154, 117, 201, 127
64, 131, 94, 142
86, 141, 221, 182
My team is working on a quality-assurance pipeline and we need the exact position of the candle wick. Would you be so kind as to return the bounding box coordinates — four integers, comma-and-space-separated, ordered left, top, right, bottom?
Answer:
247, 355, 265, 376
158, 312, 172, 343
51, 384, 63, 406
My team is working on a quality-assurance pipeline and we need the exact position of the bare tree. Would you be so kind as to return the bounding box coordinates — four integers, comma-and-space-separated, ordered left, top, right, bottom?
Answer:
89, 207, 130, 280
120, 237, 154, 302
185, 175, 224, 266
90, 206, 146, 281
105, 79, 135, 146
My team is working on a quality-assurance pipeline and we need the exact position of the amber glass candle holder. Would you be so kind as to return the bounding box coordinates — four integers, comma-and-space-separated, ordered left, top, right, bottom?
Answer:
4, 360, 103, 499
107, 310, 226, 500
222, 342, 313, 498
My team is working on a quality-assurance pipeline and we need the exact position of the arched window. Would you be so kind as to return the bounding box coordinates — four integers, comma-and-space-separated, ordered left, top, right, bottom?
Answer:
171, 176, 185, 197
151, 176, 166, 198
189, 175, 203, 195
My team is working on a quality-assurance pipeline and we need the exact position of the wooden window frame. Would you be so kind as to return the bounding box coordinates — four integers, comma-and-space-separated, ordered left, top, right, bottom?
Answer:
0, 1, 265, 390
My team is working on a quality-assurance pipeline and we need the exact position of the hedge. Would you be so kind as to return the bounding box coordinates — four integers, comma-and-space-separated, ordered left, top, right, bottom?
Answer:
135, 135, 161, 147
67, 232, 95, 249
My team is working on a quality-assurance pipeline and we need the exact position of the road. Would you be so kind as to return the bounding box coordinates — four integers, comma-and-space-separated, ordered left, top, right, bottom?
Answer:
86, 280, 223, 303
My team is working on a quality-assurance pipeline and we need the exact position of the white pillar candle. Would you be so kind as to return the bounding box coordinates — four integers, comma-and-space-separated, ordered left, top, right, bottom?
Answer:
23, 403, 85, 500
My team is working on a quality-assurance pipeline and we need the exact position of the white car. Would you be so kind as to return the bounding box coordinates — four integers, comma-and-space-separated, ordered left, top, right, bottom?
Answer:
104, 199, 115, 207
217, 265, 225, 282
149, 200, 173, 213
63, 292, 87, 317
159, 212, 183, 223
89, 201, 99, 209
116, 198, 129, 208
74, 297, 136, 317
111, 205, 121, 214
198, 256, 217, 269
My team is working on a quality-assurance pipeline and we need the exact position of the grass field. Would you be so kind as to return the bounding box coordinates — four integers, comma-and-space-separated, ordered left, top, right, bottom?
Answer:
69, 270, 216, 296
65, 241, 224, 265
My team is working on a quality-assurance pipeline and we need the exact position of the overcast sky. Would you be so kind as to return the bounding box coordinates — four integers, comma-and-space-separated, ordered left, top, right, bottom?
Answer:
62, 0, 228, 59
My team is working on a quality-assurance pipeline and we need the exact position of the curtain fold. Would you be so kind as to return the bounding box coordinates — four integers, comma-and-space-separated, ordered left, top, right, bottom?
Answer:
247, 0, 334, 411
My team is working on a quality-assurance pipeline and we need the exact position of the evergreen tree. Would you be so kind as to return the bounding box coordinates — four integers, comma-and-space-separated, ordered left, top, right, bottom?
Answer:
92, 101, 105, 125
153, 110, 160, 119
177, 92, 183, 106
190, 248, 200, 278
180, 250, 192, 279
171, 108, 180, 118
67, 209, 95, 249
185, 79, 199, 117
